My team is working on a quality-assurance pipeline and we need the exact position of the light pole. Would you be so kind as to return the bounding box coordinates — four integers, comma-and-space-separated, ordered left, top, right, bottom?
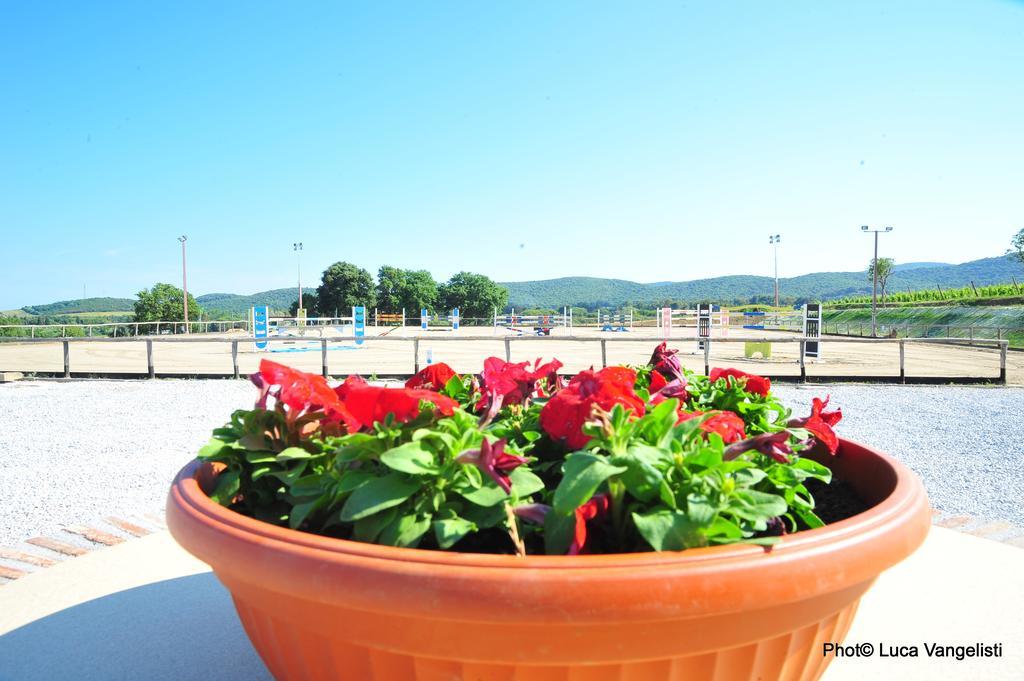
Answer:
861, 225, 893, 337
294, 242, 303, 320
178, 235, 189, 334
769, 234, 781, 307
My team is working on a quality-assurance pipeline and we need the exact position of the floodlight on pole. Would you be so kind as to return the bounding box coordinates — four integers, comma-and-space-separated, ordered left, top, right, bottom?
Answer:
294, 242, 303, 319
178, 235, 189, 334
769, 234, 781, 307
861, 225, 893, 337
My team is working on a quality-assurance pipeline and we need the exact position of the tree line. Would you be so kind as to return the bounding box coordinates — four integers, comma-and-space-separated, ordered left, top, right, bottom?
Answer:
292, 262, 509, 319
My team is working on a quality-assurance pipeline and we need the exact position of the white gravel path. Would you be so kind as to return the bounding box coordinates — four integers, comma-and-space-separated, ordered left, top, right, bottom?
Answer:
1, 379, 1022, 545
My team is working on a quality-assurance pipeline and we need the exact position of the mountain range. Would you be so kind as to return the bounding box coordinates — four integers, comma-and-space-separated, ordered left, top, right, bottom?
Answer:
11, 255, 1023, 316
500, 256, 1024, 308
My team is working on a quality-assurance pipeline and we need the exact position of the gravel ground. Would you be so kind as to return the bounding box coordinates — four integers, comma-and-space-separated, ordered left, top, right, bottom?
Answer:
0, 379, 1022, 545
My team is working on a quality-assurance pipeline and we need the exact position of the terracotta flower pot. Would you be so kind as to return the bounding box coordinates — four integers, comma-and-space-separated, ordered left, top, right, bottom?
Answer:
167, 438, 929, 681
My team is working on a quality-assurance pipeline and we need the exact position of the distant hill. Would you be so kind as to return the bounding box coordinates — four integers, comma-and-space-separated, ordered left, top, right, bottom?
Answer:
501, 255, 1024, 308
13, 255, 1023, 317
21, 297, 135, 315
892, 261, 949, 272
196, 288, 298, 315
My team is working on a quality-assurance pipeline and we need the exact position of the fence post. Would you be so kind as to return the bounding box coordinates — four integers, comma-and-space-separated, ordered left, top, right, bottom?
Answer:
413, 338, 420, 374
799, 341, 806, 382
899, 340, 905, 384
147, 339, 155, 379
321, 339, 328, 378
600, 339, 608, 368
63, 340, 70, 378
504, 337, 511, 362
1000, 342, 1007, 384
703, 339, 710, 376
232, 340, 239, 379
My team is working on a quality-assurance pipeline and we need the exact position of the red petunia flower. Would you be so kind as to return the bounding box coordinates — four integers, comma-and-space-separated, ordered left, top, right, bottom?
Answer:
539, 367, 646, 449
253, 359, 358, 431
530, 357, 565, 397
477, 356, 564, 423
723, 431, 795, 463
649, 376, 689, 407
648, 370, 668, 393
677, 409, 746, 444
456, 438, 529, 494
334, 376, 458, 431
709, 367, 771, 397
405, 363, 458, 392
569, 493, 611, 555
649, 342, 685, 383
788, 396, 843, 454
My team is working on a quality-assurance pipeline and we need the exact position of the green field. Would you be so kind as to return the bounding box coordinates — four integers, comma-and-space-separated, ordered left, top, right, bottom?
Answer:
823, 305, 1024, 347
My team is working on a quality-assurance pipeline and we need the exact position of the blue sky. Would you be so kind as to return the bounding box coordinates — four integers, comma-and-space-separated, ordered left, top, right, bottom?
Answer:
2, 1, 1022, 309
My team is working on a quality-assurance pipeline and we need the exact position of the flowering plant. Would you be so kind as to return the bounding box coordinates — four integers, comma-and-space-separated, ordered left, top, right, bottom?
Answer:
198, 345, 845, 555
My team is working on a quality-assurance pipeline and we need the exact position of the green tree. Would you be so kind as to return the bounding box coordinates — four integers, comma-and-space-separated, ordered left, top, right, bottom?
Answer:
375, 266, 405, 312
134, 283, 202, 324
1008, 228, 1024, 264
866, 257, 895, 307
437, 272, 509, 319
315, 262, 376, 317
376, 266, 438, 313
289, 291, 320, 317
399, 269, 438, 312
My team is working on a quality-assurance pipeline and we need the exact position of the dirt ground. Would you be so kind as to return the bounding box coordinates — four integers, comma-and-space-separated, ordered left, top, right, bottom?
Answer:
0, 325, 1016, 383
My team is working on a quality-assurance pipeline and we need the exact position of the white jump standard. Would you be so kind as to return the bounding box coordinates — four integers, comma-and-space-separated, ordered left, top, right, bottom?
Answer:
598, 309, 633, 332
494, 308, 571, 336
420, 308, 461, 331
803, 303, 822, 359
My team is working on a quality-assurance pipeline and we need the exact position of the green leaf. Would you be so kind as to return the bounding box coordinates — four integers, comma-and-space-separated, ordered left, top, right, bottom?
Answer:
289, 473, 329, 498
250, 464, 274, 481
733, 467, 767, 486
352, 507, 399, 542
543, 510, 577, 555
197, 439, 228, 459
277, 447, 315, 461
509, 468, 544, 498
339, 474, 420, 522
552, 453, 627, 515
433, 517, 477, 549
337, 469, 375, 494
379, 512, 432, 548
686, 446, 723, 469
269, 462, 308, 487
632, 510, 708, 551
461, 502, 508, 529
728, 490, 788, 522
379, 442, 438, 475
614, 445, 666, 503
792, 457, 833, 483
792, 505, 825, 529
288, 496, 325, 529
686, 494, 717, 526
456, 481, 508, 507
705, 517, 744, 542
244, 451, 279, 465
209, 469, 241, 506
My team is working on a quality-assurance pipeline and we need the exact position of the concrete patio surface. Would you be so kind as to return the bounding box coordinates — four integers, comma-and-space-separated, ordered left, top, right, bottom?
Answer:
0, 527, 1020, 680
